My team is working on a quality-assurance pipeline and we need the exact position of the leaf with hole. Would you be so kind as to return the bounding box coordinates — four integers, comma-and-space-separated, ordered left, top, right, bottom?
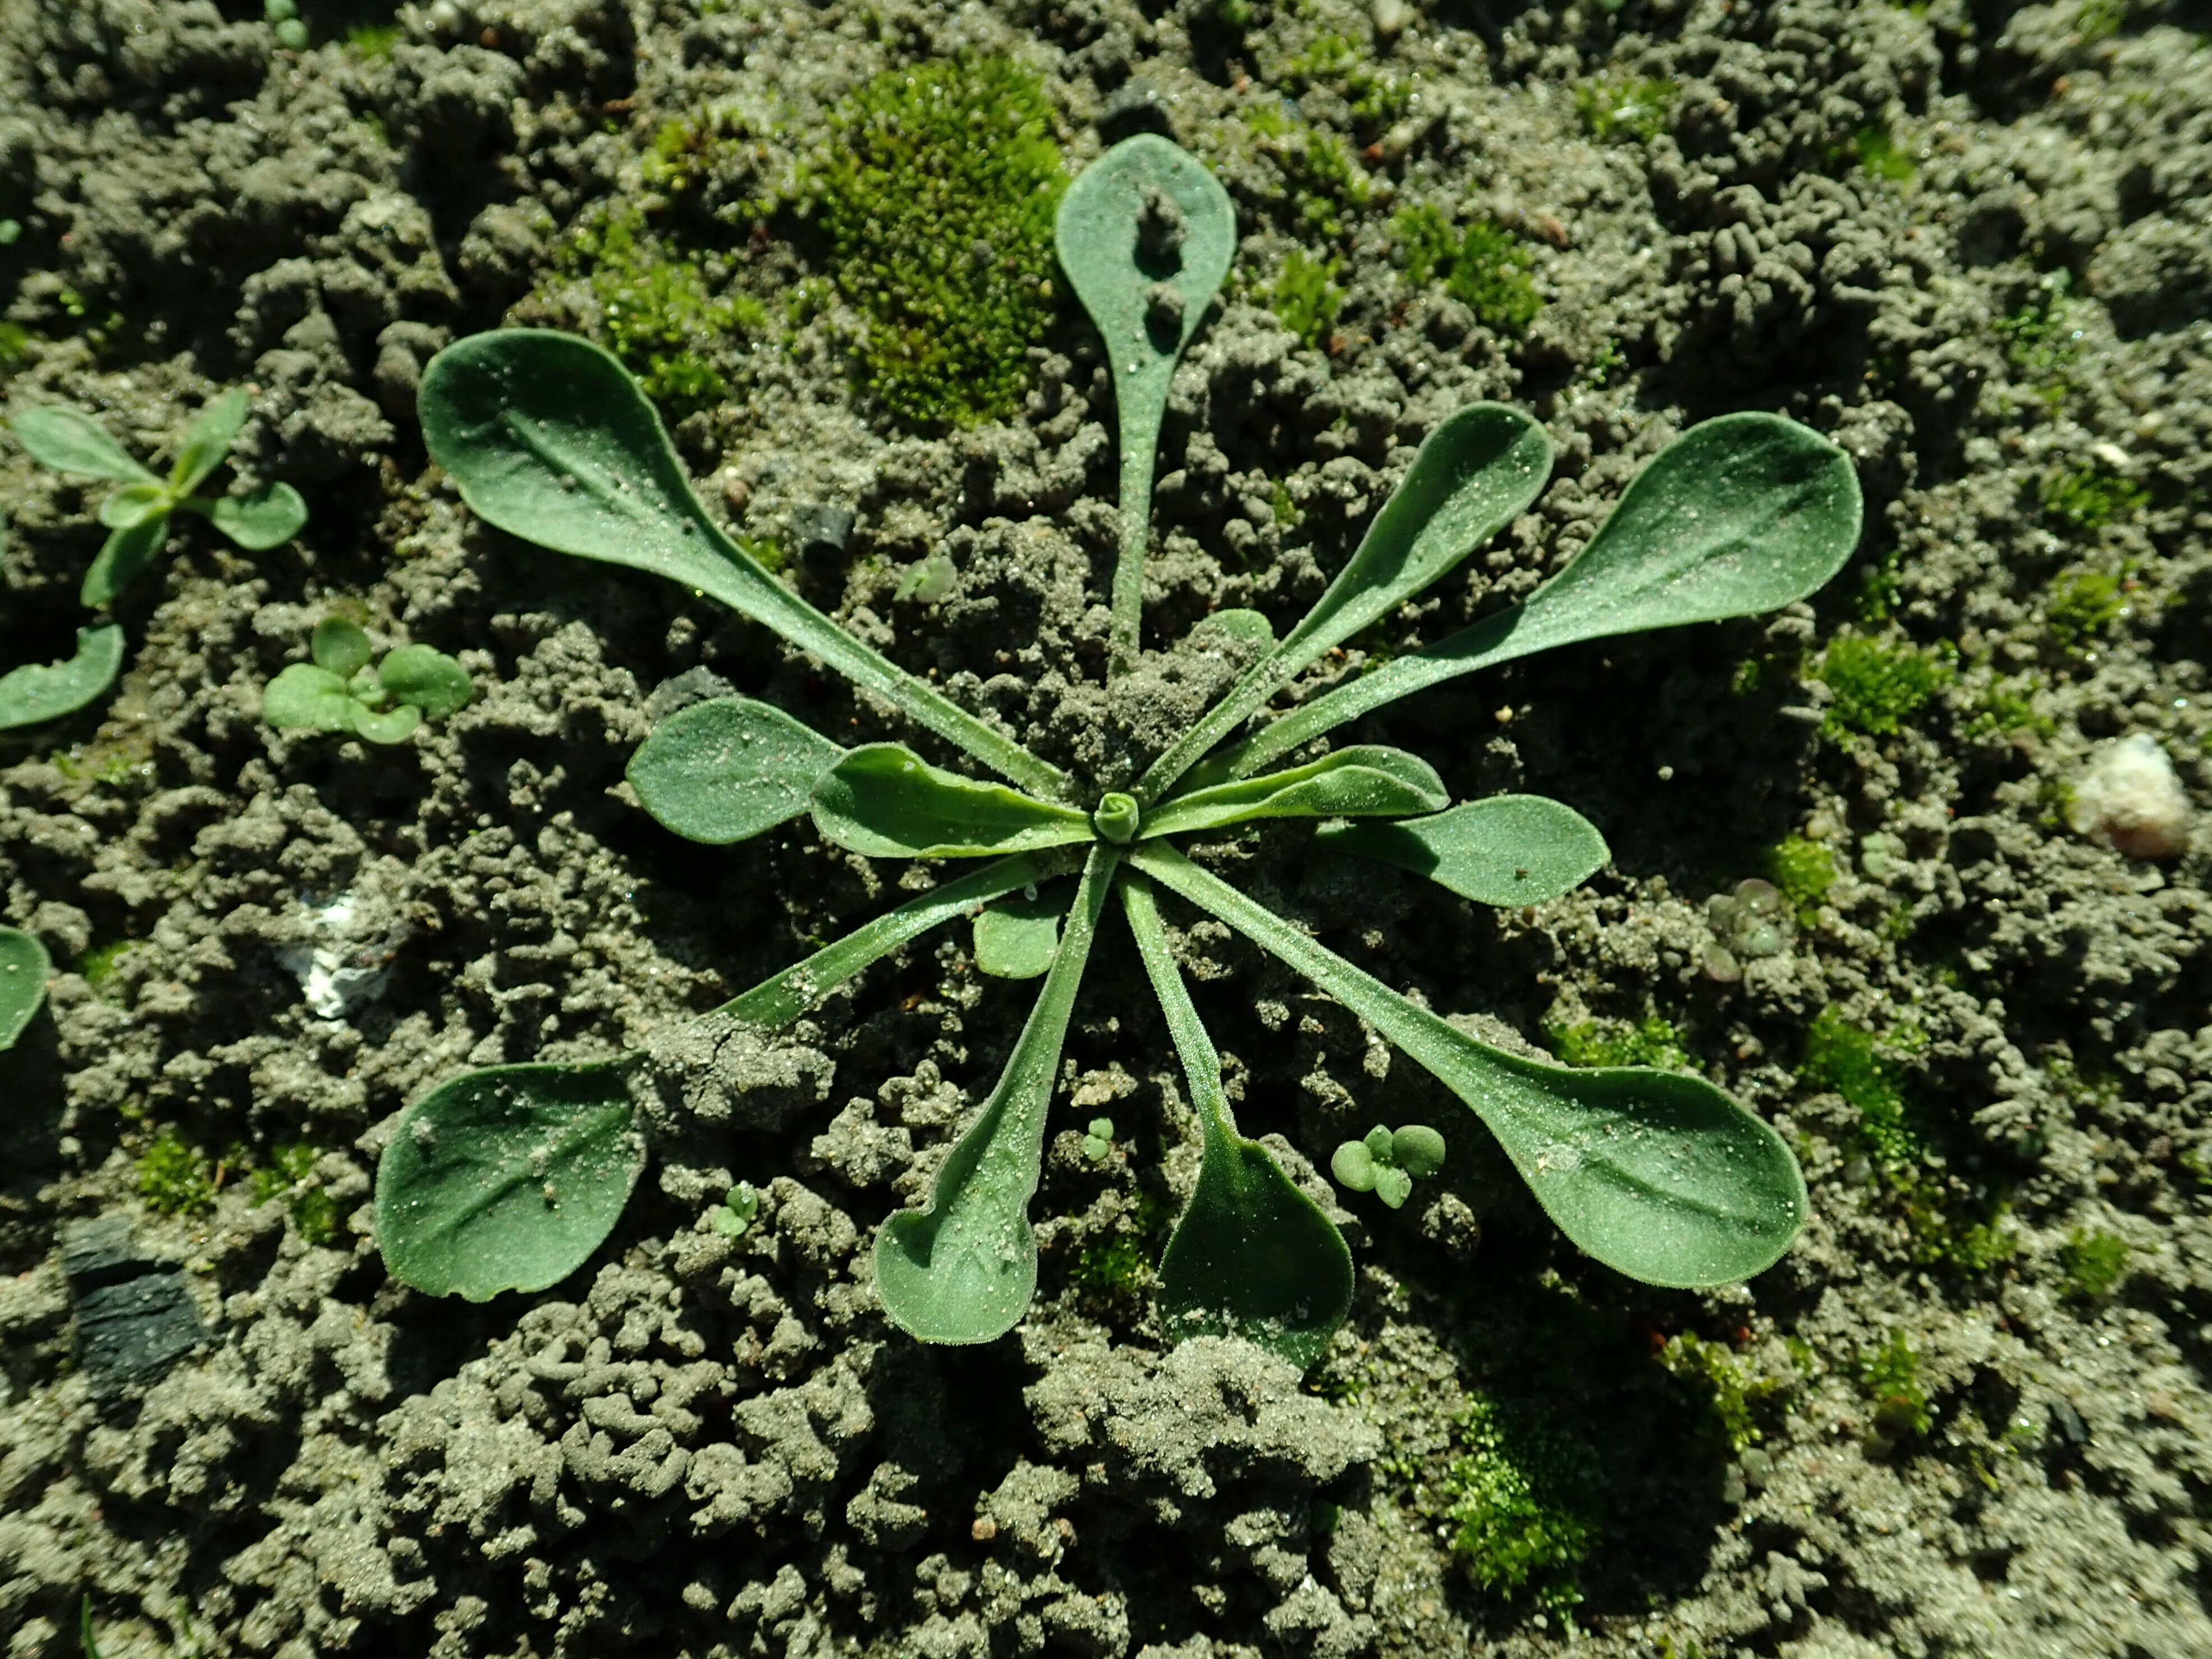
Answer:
376, 1060, 645, 1300
1317, 794, 1609, 905
811, 744, 1092, 859
628, 696, 845, 845
1143, 745, 1446, 838
0, 624, 125, 731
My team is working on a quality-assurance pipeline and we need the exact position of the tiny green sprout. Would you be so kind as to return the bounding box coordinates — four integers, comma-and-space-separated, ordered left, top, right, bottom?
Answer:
83, 1596, 105, 1659
0, 925, 51, 1049
709, 1180, 760, 1236
1082, 1117, 1116, 1161
379, 136, 1860, 1368
11, 389, 308, 607
1331, 1122, 1445, 1208
263, 616, 472, 743
265, 0, 308, 48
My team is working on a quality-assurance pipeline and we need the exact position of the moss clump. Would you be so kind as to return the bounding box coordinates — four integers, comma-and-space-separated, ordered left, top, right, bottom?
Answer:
1576, 76, 1674, 142
344, 22, 400, 56
1858, 1331, 1931, 1436
78, 940, 137, 1002
1852, 123, 1915, 182
1661, 1332, 1794, 1451
1438, 1395, 1600, 1610
553, 205, 763, 405
2044, 567, 2128, 650
1271, 249, 1343, 349
1067, 1191, 1166, 1319
1801, 1006, 1916, 1167
1811, 634, 1953, 738
1394, 205, 1541, 336
1548, 1014, 1692, 1072
1277, 33, 1412, 129
2060, 1227, 2129, 1299
1246, 104, 1372, 244
817, 57, 1064, 431
1767, 836, 1839, 921
139, 1131, 215, 1216
1996, 273, 2080, 398
1968, 676, 2055, 741
253, 1143, 340, 1246
2040, 467, 2146, 532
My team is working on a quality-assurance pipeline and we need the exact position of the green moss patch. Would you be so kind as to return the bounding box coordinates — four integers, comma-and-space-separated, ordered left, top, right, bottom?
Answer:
1394, 205, 1541, 336
552, 206, 763, 406
1811, 634, 1953, 738
1437, 1394, 1600, 1611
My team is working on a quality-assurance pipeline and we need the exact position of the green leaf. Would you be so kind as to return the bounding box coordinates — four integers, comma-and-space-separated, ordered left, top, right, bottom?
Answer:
98, 482, 172, 529
349, 699, 422, 744
626, 695, 844, 845
204, 481, 308, 549
1393, 1124, 1446, 1177
1132, 844, 1808, 1288
1056, 135, 1238, 670
379, 644, 474, 719
375, 1060, 645, 1301
1316, 794, 1609, 906
875, 845, 1119, 1345
0, 925, 52, 1051
80, 513, 171, 607
810, 744, 1093, 859
170, 387, 251, 495
0, 624, 125, 731
1224, 412, 1862, 778
12, 407, 160, 484
1330, 1140, 1377, 1191
1140, 402, 1552, 796
1142, 745, 1446, 838
1201, 607, 1275, 646
262, 662, 354, 732
312, 617, 374, 678
720, 854, 1046, 1029
418, 330, 1065, 798
1373, 1166, 1413, 1208
973, 888, 1063, 979
1123, 873, 1352, 1369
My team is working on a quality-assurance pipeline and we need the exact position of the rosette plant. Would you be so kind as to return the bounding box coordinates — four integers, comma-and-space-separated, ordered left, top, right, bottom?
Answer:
374, 135, 1862, 1365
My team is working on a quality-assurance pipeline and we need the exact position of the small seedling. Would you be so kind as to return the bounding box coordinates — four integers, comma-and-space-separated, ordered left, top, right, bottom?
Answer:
0, 924, 50, 1049
263, 617, 471, 743
1082, 1117, 1116, 1161
708, 1180, 759, 1236
1331, 1122, 1446, 1208
375, 136, 1860, 1369
265, 0, 308, 48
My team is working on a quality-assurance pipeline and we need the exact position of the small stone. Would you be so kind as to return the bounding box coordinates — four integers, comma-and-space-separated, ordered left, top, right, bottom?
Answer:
1371, 0, 1412, 39
2069, 732, 2191, 859
1703, 943, 1742, 983
790, 503, 857, 558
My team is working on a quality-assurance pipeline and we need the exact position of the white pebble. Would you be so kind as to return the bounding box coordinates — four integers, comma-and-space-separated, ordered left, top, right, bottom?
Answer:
2068, 733, 2191, 860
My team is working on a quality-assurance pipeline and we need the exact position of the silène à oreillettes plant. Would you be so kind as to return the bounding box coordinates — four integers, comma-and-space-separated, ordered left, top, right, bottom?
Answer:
374, 135, 1862, 1366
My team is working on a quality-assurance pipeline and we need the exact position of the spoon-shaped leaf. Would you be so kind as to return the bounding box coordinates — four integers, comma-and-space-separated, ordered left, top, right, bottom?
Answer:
380, 645, 474, 719
1224, 411, 1862, 778
812, 744, 1094, 859
12, 407, 161, 484
0, 623, 125, 731
201, 482, 308, 550
1142, 745, 1446, 839
974, 888, 1065, 979
628, 695, 845, 845
1316, 794, 1609, 905
376, 1059, 646, 1300
81, 513, 171, 607
418, 329, 1064, 798
1132, 844, 1807, 1287
171, 388, 251, 495
875, 845, 1119, 1344
1057, 134, 1237, 670
312, 617, 374, 679
350, 700, 422, 744
0, 925, 52, 1050
721, 853, 1047, 1028
263, 663, 354, 732
1123, 874, 1352, 1368
1140, 402, 1552, 796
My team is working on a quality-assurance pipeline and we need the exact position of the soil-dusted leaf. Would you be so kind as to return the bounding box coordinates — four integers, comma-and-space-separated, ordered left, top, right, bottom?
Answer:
262, 663, 354, 732
1142, 745, 1446, 838
1225, 412, 1862, 777
349, 700, 422, 744
1141, 403, 1552, 796
312, 617, 374, 679
1056, 134, 1238, 668
973, 888, 1063, 979
81, 514, 171, 607
171, 387, 250, 495
0, 925, 52, 1050
204, 482, 308, 550
379, 644, 473, 719
12, 407, 160, 484
628, 696, 844, 845
376, 1060, 645, 1301
875, 846, 1119, 1344
1317, 794, 1609, 905
98, 482, 171, 530
0, 623, 125, 731
1124, 874, 1352, 1368
1133, 843, 1808, 1287
721, 854, 1047, 1029
812, 744, 1093, 859
418, 330, 1064, 798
